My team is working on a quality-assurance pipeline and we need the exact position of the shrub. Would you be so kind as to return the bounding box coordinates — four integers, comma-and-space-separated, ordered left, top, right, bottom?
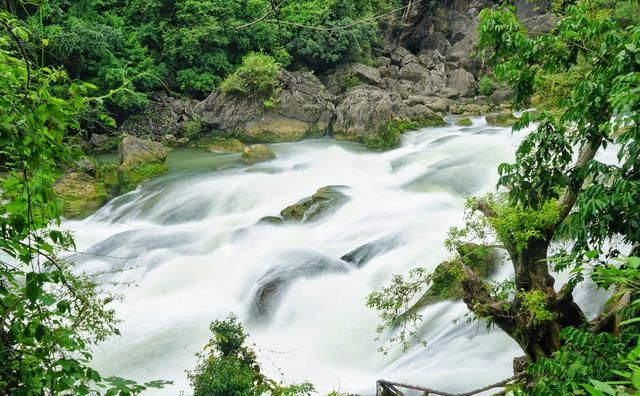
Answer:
220, 53, 281, 96
188, 314, 314, 396
478, 75, 497, 96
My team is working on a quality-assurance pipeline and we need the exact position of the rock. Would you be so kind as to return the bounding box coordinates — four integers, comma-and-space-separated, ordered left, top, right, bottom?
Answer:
90, 133, 109, 147
207, 138, 246, 153
341, 234, 401, 268
333, 86, 400, 141
396, 244, 499, 324
446, 68, 476, 97
390, 47, 413, 66
118, 136, 168, 171
257, 216, 284, 225
241, 144, 276, 165
197, 70, 335, 143
162, 134, 177, 146
54, 172, 107, 219
119, 93, 194, 141
342, 63, 382, 86
417, 49, 445, 69
490, 87, 515, 104
486, 112, 518, 127
455, 117, 473, 126
251, 250, 351, 318
73, 157, 96, 176
280, 186, 350, 223
420, 32, 452, 55
398, 62, 428, 82
117, 136, 169, 191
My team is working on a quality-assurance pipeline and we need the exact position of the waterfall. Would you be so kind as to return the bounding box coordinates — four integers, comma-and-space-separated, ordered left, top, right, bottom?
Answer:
63, 117, 606, 395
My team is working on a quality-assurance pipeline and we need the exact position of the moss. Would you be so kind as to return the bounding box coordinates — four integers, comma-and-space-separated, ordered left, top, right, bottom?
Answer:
54, 172, 109, 219
207, 138, 246, 153
364, 115, 447, 150
455, 117, 473, 127
96, 163, 120, 196
118, 162, 168, 193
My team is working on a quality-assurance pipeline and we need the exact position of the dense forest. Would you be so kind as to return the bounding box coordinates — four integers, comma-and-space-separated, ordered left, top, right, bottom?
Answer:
1, 0, 640, 395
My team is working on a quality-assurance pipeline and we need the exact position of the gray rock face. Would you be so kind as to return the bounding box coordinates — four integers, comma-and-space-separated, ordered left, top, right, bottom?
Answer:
446, 68, 477, 97
196, 70, 335, 142
118, 136, 168, 171
421, 32, 452, 55
342, 63, 383, 86
333, 86, 401, 140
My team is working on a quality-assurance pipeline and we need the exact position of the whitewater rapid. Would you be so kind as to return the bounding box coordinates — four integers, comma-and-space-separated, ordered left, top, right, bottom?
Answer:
63, 117, 605, 395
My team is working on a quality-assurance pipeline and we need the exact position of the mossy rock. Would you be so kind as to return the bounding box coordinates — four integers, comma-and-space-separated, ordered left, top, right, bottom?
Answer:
241, 144, 276, 165
455, 117, 473, 127
96, 163, 120, 196
118, 162, 168, 193
207, 138, 246, 153
54, 172, 108, 219
486, 112, 518, 127
278, 186, 350, 223
396, 243, 499, 324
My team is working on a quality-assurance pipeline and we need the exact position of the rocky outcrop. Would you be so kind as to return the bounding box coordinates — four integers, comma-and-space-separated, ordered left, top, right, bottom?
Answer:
117, 136, 169, 191
241, 144, 276, 165
54, 172, 107, 219
196, 70, 334, 143
341, 234, 401, 268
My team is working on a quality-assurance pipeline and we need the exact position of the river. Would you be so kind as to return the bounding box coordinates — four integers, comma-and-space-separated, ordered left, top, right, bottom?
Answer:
63, 116, 605, 395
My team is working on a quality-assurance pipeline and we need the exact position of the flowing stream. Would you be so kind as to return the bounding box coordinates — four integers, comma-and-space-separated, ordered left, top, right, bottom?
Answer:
63, 117, 606, 395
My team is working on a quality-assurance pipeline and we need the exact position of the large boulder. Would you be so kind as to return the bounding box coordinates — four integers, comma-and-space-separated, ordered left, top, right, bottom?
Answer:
117, 136, 169, 191
241, 144, 276, 165
446, 68, 476, 97
339, 63, 383, 86
196, 70, 335, 143
54, 172, 107, 219
333, 86, 401, 141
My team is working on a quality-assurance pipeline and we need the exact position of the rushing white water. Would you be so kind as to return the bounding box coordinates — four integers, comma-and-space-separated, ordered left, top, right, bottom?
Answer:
63, 116, 605, 395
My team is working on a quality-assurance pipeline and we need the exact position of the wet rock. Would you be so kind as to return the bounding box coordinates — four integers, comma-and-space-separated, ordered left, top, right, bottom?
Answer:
280, 186, 350, 223
455, 117, 473, 126
252, 251, 351, 318
257, 216, 284, 225
241, 144, 276, 165
333, 86, 400, 141
486, 112, 518, 127
54, 172, 107, 219
341, 234, 401, 268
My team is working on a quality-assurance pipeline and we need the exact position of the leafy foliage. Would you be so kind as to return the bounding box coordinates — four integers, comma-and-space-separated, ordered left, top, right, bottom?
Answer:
0, 12, 168, 395
188, 314, 314, 396
478, 75, 497, 96
220, 53, 282, 97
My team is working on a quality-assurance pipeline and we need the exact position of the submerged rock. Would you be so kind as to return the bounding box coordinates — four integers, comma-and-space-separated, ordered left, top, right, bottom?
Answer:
455, 117, 473, 126
486, 112, 518, 127
241, 144, 276, 165
54, 172, 107, 219
207, 138, 246, 153
251, 250, 351, 318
